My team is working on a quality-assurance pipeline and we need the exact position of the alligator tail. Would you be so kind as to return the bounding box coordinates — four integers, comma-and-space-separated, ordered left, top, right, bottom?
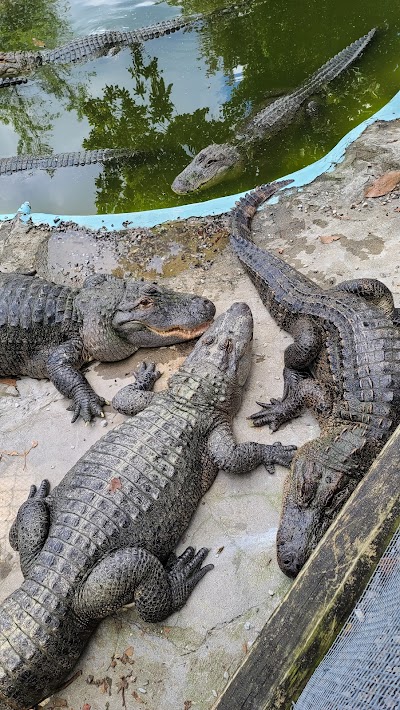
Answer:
0, 148, 139, 175
230, 180, 293, 241
295, 28, 376, 101
230, 182, 319, 325
0, 76, 28, 89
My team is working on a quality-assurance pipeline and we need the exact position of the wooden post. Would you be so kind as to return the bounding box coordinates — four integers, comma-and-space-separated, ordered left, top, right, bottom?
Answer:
215, 426, 400, 710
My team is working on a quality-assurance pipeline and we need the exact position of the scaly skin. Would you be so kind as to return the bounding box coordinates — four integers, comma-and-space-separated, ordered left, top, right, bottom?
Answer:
0, 149, 140, 175
0, 272, 215, 422
230, 182, 400, 577
171, 28, 376, 194
0, 303, 296, 709
0, 16, 191, 78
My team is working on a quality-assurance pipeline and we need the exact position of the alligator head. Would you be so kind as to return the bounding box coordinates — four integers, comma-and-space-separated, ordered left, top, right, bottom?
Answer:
171, 143, 242, 194
171, 301, 253, 414
76, 274, 216, 361
277, 446, 358, 577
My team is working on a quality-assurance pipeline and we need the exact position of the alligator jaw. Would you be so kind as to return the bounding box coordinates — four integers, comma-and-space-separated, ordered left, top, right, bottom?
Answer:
145, 319, 214, 340
171, 143, 242, 194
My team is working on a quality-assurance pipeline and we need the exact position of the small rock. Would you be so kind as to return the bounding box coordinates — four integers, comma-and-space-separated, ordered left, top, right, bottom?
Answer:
268, 589, 274, 596
212, 690, 218, 698
138, 687, 147, 694
244, 622, 252, 630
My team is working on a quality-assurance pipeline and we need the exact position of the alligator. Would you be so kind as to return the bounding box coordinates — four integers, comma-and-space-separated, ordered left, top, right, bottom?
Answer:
0, 148, 141, 175
0, 272, 215, 422
171, 28, 376, 194
0, 302, 296, 709
0, 3, 239, 83
230, 181, 400, 577
0, 16, 191, 80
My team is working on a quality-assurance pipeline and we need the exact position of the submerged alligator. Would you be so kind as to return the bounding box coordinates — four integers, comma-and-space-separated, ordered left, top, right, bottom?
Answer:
0, 272, 215, 422
230, 181, 400, 577
171, 28, 376, 194
0, 302, 296, 709
0, 16, 191, 80
0, 148, 140, 175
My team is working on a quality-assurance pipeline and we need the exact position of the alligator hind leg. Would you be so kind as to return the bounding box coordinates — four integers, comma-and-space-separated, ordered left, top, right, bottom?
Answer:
248, 316, 323, 429
249, 378, 333, 430
73, 545, 213, 623
9, 480, 51, 577
332, 278, 395, 315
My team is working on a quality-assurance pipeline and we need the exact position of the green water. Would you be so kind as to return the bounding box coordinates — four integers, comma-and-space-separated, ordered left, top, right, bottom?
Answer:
0, 0, 399, 215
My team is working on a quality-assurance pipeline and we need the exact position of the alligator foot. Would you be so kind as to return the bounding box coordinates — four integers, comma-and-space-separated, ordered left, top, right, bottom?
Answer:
248, 399, 296, 431
9, 479, 51, 576
131, 361, 162, 391
168, 546, 214, 610
66, 390, 107, 423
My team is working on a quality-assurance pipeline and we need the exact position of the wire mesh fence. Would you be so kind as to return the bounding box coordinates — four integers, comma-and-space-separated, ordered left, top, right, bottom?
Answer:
294, 525, 400, 709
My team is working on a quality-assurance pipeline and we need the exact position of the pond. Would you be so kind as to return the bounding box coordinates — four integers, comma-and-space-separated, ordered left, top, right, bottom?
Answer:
0, 0, 399, 215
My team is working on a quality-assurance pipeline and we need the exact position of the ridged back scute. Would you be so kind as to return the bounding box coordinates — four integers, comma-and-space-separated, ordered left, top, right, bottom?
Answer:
0, 274, 75, 330
294, 28, 376, 102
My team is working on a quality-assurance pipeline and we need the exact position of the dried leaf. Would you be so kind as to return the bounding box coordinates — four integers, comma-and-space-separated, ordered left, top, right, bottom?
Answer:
132, 691, 144, 703
215, 546, 225, 556
364, 170, 400, 197
32, 37, 46, 47
0, 377, 17, 386
108, 476, 122, 493
124, 645, 134, 657
319, 234, 341, 244
82, 705, 91, 710
184, 702, 193, 710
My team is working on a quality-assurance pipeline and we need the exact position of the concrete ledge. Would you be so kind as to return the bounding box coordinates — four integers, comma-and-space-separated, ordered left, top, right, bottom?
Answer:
215, 426, 400, 710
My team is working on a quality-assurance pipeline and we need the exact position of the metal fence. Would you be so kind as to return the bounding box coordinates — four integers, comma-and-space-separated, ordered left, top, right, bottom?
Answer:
294, 525, 400, 709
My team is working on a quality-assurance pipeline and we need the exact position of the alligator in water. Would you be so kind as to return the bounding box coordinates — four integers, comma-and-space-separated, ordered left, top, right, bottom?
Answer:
0, 16, 191, 80
0, 148, 141, 175
230, 181, 400, 577
171, 28, 376, 194
0, 272, 215, 422
0, 4, 238, 83
0, 302, 296, 709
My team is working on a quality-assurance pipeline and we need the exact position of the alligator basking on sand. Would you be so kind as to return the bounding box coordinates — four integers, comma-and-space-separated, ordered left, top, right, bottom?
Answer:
0, 16, 191, 81
0, 148, 141, 175
230, 181, 400, 577
0, 302, 296, 709
0, 272, 215, 422
171, 28, 376, 194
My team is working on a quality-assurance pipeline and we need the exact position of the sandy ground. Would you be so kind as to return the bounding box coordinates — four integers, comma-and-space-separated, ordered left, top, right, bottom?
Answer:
0, 117, 399, 710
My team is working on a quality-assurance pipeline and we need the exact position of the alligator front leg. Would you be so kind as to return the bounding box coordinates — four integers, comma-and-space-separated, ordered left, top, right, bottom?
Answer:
8, 479, 51, 577
112, 361, 162, 415
47, 338, 106, 422
73, 546, 212, 623
207, 421, 296, 475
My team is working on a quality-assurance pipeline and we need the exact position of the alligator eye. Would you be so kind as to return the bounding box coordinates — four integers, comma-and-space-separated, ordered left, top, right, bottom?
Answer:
136, 298, 153, 308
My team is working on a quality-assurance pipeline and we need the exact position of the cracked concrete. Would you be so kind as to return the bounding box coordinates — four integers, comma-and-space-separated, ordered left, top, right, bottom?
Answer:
0, 118, 399, 709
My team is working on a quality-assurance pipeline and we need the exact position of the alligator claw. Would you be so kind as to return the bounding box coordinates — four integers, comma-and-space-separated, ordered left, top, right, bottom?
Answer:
68, 393, 107, 423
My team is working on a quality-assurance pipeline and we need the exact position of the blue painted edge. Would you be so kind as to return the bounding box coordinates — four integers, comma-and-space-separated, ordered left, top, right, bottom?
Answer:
2, 90, 400, 230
